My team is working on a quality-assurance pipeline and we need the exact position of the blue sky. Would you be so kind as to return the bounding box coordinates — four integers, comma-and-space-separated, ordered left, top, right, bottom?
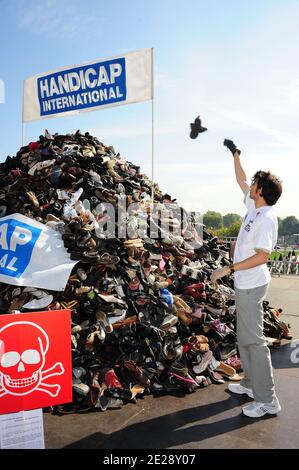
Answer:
0, 0, 298, 218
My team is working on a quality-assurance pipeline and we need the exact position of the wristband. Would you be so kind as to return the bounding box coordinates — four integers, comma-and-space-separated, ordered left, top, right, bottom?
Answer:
228, 263, 235, 274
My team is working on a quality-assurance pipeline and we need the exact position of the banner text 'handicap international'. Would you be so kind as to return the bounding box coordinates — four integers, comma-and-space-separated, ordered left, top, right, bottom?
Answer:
23, 48, 153, 122
0, 213, 78, 290
0, 310, 72, 415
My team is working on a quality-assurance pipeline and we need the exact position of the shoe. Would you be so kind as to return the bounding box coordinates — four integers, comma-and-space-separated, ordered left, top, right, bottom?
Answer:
192, 350, 213, 374
211, 357, 236, 376
211, 338, 237, 361
187, 334, 209, 354
123, 360, 151, 387
163, 336, 183, 361
22, 290, 53, 310
97, 252, 120, 265
104, 369, 123, 389
173, 295, 192, 314
224, 355, 242, 371
228, 383, 254, 398
96, 310, 113, 334
130, 384, 145, 399
162, 375, 184, 392
223, 138, 241, 156
72, 366, 86, 380
72, 381, 90, 397
177, 308, 192, 326
97, 395, 123, 411
113, 315, 138, 329
167, 371, 198, 387
160, 314, 178, 330
194, 375, 209, 387
242, 398, 281, 418
225, 373, 242, 382
207, 367, 225, 384
189, 116, 207, 139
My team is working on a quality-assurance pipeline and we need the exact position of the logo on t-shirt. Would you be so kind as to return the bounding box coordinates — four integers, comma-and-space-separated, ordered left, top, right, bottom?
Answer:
244, 219, 254, 232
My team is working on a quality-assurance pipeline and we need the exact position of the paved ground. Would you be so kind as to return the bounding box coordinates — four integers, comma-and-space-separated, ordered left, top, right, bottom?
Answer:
44, 276, 299, 449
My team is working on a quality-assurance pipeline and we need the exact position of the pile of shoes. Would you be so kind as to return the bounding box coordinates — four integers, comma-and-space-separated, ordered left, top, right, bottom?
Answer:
0, 130, 291, 414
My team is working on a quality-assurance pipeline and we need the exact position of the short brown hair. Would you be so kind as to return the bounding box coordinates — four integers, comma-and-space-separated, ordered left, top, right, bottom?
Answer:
252, 171, 282, 206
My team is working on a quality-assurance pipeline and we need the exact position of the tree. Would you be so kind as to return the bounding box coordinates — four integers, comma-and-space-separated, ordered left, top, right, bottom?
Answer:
280, 216, 299, 236
211, 220, 242, 238
224, 220, 242, 237
223, 213, 242, 228
277, 217, 283, 237
203, 211, 223, 230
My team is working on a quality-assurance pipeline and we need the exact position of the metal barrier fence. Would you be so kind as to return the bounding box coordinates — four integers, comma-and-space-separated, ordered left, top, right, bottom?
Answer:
218, 237, 299, 276
268, 260, 299, 276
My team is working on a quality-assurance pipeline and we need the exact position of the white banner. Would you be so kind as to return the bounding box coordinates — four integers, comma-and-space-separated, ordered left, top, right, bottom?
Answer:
23, 48, 153, 122
0, 214, 77, 291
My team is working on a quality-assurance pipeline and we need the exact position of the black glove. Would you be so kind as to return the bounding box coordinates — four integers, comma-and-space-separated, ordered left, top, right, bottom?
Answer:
223, 139, 241, 156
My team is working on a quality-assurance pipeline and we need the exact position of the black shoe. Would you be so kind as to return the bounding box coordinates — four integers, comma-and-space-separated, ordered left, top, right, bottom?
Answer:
223, 139, 241, 156
218, 343, 237, 361
190, 116, 207, 139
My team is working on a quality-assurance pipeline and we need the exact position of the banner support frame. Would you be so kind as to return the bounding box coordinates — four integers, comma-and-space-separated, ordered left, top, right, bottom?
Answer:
21, 123, 24, 147
22, 79, 25, 147
151, 47, 155, 205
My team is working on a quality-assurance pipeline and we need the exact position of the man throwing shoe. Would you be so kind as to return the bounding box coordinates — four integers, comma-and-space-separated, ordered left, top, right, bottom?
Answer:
211, 140, 282, 418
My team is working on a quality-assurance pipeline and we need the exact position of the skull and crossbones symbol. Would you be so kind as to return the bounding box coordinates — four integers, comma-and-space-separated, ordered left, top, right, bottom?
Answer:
0, 321, 64, 398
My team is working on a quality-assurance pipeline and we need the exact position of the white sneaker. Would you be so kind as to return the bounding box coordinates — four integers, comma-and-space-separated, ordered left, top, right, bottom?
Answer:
228, 383, 254, 398
22, 294, 53, 310
242, 398, 281, 418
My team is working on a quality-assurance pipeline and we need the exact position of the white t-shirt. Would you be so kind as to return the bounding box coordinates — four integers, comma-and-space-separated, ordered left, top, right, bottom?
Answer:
233, 189, 278, 289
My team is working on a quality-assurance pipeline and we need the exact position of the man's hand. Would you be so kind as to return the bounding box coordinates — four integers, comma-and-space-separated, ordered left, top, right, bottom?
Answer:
210, 266, 230, 284
226, 141, 249, 194
223, 139, 241, 156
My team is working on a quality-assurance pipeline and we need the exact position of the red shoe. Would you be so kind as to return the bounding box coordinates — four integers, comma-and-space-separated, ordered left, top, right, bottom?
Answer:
104, 369, 123, 389
183, 282, 206, 299
281, 323, 293, 340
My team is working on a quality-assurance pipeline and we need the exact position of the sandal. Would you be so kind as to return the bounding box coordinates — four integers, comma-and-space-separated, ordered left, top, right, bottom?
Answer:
211, 357, 236, 376
130, 384, 145, 400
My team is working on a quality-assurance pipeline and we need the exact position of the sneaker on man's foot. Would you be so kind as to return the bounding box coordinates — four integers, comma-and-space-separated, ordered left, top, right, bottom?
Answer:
242, 397, 281, 418
228, 383, 254, 398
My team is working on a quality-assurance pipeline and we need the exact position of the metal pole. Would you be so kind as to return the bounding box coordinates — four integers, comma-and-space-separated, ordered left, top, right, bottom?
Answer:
21, 123, 24, 147
21, 80, 24, 147
151, 48, 154, 206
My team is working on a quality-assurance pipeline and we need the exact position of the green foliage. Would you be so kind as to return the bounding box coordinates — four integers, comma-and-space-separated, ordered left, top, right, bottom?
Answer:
204, 212, 299, 239
224, 220, 242, 236
280, 216, 299, 236
212, 221, 242, 238
223, 213, 242, 228
203, 211, 223, 229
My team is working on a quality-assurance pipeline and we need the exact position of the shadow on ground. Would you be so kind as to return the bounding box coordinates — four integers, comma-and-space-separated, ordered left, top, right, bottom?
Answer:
271, 340, 299, 369
63, 394, 260, 449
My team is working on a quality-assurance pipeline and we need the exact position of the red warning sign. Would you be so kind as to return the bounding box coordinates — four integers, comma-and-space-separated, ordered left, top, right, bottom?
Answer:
0, 310, 72, 414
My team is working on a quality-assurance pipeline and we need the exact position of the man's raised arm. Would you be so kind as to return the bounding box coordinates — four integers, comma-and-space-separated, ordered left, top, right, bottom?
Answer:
223, 139, 249, 194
